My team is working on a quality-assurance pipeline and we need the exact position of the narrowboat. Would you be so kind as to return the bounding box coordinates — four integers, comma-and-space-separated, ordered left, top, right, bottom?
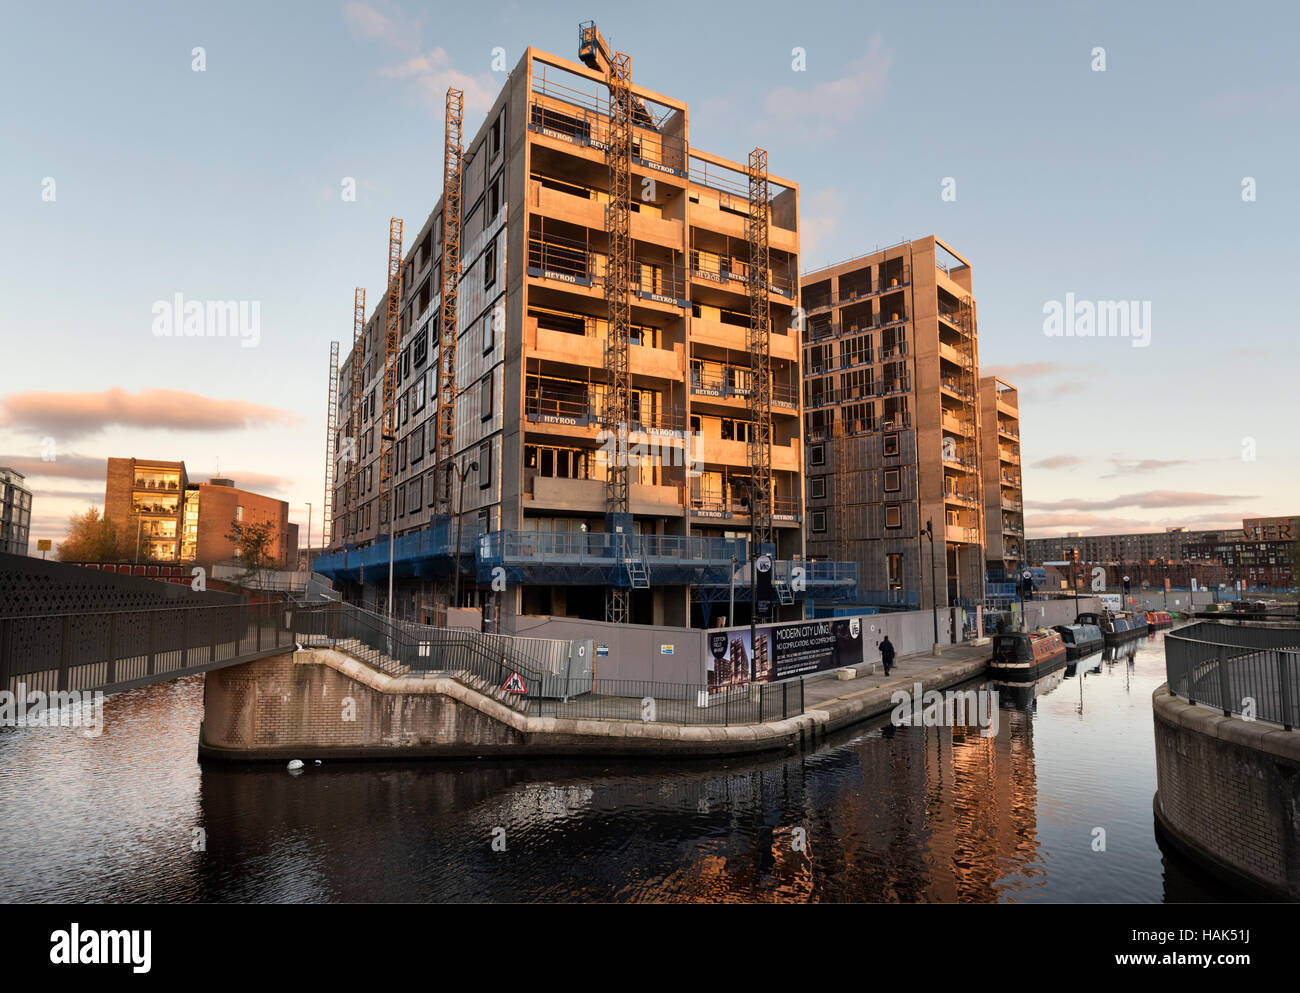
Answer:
1076, 610, 1148, 643
1052, 622, 1105, 658
1145, 610, 1173, 630
990, 629, 1067, 680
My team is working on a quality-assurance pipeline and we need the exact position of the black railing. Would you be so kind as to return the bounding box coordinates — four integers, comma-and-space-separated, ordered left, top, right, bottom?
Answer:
1164, 621, 1300, 730
0, 600, 292, 696
291, 601, 562, 694
535, 676, 805, 726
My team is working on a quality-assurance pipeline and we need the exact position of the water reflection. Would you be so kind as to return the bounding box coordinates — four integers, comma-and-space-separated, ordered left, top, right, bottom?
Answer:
0, 630, 1253, 903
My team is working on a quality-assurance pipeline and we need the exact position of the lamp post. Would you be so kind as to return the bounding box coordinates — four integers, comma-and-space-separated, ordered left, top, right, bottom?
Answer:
736, 480, 764, 681
451, 459, 479, 611
306, 502, 312, 572
379, 432, 395, 620
1072, 546, 1081, 616
924, 519, 939, 652
387, 492, 395, 620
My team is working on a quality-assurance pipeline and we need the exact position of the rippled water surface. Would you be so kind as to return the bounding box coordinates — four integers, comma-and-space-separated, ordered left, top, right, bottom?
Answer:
0, 629, 1248, 902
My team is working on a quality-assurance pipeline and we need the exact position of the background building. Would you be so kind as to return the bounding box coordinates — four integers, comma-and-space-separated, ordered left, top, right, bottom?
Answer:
105, 458, 293, 565
318, 36, 856, 629
1029, 516, 1298, 591
105, 457, 187, 561
0, 467, 33, 556
978, 377, 1023, 581
801, 236, 986, 609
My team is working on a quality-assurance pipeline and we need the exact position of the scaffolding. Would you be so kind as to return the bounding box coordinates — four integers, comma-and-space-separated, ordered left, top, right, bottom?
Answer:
435, 87, 464, 518
746, 147, 773, 551
324, 339, 339, 546
346, 287, 366, 537
580, 21, 634, 624
379, 218, 404, 513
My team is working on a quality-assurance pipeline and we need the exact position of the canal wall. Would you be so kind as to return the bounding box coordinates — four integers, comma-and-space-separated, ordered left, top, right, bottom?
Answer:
1152, 685, 1300, 900
198, 644, 990, 762
1022, 596, 1102, 631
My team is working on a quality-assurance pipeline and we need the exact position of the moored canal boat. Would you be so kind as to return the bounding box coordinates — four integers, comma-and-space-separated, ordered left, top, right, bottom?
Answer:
1145, 610, 1173, 629
1052, 622, 1105, 658
1076, 610, 1148, 643
990, 628, 1067, 680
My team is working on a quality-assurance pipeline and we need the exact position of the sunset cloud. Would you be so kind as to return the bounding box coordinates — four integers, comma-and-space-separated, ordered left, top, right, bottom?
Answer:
0, 454, 106, 480
1026, 490, 1256, 512
765, 37, 892, 131
1103, 458, 1191, 477
1031, 455, 1082, 470
981, 362, 1067, 381
0, 389, 298, 440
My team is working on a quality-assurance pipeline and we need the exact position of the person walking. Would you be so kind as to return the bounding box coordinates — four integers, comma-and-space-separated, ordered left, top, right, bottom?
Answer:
879, 635, 896, 676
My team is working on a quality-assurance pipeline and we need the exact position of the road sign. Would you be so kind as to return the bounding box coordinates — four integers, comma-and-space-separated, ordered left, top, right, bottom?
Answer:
502, 672, 527, 694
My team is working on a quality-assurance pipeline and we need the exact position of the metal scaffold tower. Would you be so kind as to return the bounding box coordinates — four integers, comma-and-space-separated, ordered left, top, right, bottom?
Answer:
324, 339, 339, 546
580, 21, 634, 624
956, 295, 985, 566
380, 218, 404, 511
746, 147, 774, 552
435, 87, 464, 519
346, 287, 366, 537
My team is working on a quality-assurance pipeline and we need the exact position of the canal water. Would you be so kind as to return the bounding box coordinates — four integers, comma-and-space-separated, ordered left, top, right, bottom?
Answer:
0, 628, 1250, 903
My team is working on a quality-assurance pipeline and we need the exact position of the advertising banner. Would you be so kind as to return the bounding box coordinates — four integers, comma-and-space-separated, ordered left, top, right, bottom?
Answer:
705, 617, 864, 693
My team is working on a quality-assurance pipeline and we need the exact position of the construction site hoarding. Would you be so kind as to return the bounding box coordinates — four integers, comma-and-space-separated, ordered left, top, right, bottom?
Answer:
704, 617, 863, 693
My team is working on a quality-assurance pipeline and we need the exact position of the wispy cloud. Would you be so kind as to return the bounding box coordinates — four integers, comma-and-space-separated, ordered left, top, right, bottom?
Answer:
765, 36, 892, 132
1103, 458, 1191, 478
981, 362, 1067, 381
346, 3, 497, 115
380, 47, 498, 115
1026, 490, 1256, 512
800, 188, 846, 262
1025, 512, 1156, 534
0, 454, 106, 480
343, 1, 422, 54
1031, 455, 1082, 470
1202, 83, 1300, 117
202, 470, 294, 493
0, 389, 298, 440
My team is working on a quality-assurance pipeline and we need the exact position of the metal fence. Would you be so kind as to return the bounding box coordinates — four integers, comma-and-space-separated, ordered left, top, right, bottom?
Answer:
291, 601, 803, 725
535, 676, 805, 725
0, 600, 293, 695
1164, 621, 1300, 730
290, 601, 579, 696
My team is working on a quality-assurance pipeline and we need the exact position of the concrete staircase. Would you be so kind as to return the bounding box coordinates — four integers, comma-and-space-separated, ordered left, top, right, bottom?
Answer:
298, 633, 531, 714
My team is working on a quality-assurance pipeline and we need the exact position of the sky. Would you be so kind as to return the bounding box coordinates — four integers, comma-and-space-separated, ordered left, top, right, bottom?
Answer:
2, 0, 1297, 550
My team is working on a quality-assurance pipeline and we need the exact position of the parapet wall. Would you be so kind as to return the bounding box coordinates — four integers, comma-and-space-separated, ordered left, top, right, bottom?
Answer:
201, 649, 524, 759
1152, 685, 1300, 900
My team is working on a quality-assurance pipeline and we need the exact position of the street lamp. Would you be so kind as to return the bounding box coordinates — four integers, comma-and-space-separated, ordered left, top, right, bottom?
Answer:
737, 482, 761, 680
382, 432, 395, 620
1071, 546, 1081, 616
306, 501, 312, 572
451, 459, 479, 611
924, 519, 939, 652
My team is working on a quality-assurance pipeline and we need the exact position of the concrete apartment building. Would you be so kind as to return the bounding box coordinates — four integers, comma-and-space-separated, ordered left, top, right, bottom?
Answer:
105, 458, 295, 565
319, 35, 844, 629
1029, 516, 1298, 590
800, 237, 986, 609
978, 377, 1024, 580
1, 467, 33, 556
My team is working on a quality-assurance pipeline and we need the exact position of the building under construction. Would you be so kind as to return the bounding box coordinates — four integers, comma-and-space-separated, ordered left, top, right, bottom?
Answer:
978, 377, 1024, 581
800, 237, 1005, 610
315, 27, 857, 631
